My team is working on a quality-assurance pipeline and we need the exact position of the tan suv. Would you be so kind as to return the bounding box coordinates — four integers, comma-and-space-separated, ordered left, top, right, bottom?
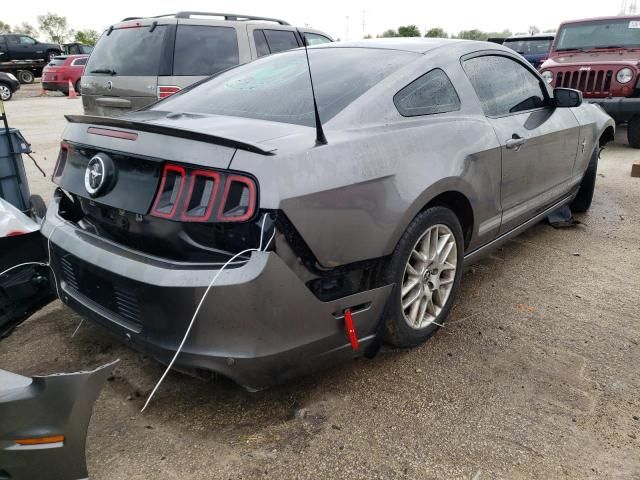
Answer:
81, 11, 332, 116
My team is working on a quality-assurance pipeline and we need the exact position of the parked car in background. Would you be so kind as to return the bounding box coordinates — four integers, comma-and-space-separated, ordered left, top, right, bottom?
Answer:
82, 11, 333, 116
63, 43, 94, 55
540, 15, 640, 148
45, 38, 613, 389
42, 55, 88, 96
0, 72, 19, 101
0, 34, 61, 62
503, 34, 554, 69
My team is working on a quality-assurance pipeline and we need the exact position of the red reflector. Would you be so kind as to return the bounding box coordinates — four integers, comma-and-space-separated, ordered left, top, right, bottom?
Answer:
157, 86, 181, 99
181, 170, 221, 221
344, 309, 359, 351
6, 230, 27, 237
151, 165, 186, 219
87, 127, 138, 141
217, 174, 257, 222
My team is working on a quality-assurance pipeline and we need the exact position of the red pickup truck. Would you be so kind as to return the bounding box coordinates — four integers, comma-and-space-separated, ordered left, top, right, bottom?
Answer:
540, 15, 640, 147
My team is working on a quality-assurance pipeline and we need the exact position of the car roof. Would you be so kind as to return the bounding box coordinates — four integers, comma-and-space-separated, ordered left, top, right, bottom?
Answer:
505, 34, 555, 40
559, 15, 640, 26
312, 37, 479, 54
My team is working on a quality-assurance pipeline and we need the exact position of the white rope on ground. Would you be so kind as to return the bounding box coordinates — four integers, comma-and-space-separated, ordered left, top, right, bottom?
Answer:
141, 214, 275, 412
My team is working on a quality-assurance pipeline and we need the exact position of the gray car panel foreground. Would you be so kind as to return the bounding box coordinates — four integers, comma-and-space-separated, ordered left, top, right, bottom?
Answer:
0, 361, 118, 480
43, 39, 615, 390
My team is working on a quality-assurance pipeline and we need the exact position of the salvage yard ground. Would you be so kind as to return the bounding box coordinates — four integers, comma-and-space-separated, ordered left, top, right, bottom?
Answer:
1, 83, 639, 479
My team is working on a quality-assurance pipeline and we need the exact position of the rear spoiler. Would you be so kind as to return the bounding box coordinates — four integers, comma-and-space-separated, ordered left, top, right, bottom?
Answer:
65, 115, 277, 156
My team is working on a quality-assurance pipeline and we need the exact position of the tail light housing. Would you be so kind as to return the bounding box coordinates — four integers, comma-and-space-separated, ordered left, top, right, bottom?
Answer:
157, 85, 181, 99
151, 163, 258, 223
52, 142, 69, 182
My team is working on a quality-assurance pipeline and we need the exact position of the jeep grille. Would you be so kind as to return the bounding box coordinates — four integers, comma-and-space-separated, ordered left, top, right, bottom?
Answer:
555, 69, 613, 96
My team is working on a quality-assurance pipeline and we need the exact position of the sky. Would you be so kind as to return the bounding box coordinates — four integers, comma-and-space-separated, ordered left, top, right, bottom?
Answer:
2, 0, 627, 41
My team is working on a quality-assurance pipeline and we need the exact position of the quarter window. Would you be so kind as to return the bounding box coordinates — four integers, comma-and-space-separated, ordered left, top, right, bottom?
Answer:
394, 68, 460, 117
173, 25, 239, 76
305, 33, 332, 46
463, 55, 546, 116
253, 30, 271, 58
262, 30, 300, 54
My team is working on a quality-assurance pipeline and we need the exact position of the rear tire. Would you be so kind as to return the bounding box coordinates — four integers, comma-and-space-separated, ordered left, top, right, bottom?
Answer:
29, 195, 47, 223
382, 206, 464, 348
570, 147, 599, 213
627, 116, 640, 149
0, 83, 12, 101
75, 79, 81, 95
17, 70, 34, 84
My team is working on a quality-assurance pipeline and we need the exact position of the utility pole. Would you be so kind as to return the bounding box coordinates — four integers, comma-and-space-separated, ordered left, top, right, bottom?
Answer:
621, 0, 638, 14
362, 10, 366, 38
345, 16, 350, 41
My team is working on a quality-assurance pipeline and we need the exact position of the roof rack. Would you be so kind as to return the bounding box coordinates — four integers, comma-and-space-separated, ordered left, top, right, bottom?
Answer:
174, 11, 290, 25
120, 14, 177, 21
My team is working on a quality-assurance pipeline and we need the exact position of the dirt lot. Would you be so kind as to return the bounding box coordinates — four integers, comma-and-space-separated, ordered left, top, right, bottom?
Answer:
1, 83, 639, 479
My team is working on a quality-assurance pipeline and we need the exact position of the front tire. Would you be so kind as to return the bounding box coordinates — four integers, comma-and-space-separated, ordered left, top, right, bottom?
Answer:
570, 146, 599, 213
382, 207, 464, 348
46, 50, 59, 62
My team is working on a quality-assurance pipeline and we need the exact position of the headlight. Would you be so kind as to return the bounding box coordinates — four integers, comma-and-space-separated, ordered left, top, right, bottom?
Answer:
6, 73, 17, 82
616, 67, 634, 84
541, 70, 554, 84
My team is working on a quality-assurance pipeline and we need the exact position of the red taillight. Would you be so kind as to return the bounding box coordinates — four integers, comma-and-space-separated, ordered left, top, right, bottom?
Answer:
150, 164, 186, 219
157, 86, 181, 99
181, 170, 221, 222
150, 163, 257, 223
217, 174, 257, 222
52, 142, 68, 182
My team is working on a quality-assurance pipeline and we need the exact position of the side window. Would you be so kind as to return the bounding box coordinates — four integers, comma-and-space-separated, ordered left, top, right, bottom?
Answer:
463, 55, 546, 116
6, 36, 18, 44
262, 30, 299, 54
72, 57, 87, 66
173, 25, 239, 76
19, 36, 36, 45
394, 68, 461, 117
253, 30, 270, 58
305, 33, 332, 46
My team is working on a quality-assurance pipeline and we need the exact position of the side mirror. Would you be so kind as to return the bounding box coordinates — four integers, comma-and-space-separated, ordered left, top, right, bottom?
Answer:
554, 87, 582, 108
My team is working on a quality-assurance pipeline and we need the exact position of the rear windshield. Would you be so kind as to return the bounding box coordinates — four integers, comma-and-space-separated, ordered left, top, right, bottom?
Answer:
85, 26, 167, 76
556, 18, 640, 51
48, 57, 67, 66
153, 48, 417, 127
503, 38, 553, 55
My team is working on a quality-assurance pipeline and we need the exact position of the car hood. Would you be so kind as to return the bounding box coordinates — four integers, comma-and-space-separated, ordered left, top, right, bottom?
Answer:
542, 50, 640, 69
123, 109, 315, 147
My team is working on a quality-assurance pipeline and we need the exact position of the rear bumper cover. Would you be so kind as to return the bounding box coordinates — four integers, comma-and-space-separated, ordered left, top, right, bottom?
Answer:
42, 196, 392, 390
42, 81, 68, 92
587, 97, 640, 122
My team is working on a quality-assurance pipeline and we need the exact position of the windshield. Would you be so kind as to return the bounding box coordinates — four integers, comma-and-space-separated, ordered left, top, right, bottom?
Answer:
503, 38, 553, 55
85, 26, 166, 76
153, 48, 417, 127
556, 18, 640, 51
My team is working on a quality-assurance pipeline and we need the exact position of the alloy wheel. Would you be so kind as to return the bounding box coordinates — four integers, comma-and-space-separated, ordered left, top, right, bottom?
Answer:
0, 85, 11, 101
400, 224, 457, 329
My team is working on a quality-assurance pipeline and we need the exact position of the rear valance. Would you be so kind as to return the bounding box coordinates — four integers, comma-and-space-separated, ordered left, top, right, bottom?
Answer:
65, 115, 277, 156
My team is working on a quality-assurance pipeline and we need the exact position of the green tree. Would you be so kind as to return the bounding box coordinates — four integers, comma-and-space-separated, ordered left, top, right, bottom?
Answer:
13, 22, 38, 37
529, 25, 540, 35
379, 29, 399, 38
456, 29, 486, 40
425, 27, 447, 38
398, 25, 421, 37
363, 34, 373, 39
74, 29, 99, 45
0, 20, 11, 34
37, 12, 72, 43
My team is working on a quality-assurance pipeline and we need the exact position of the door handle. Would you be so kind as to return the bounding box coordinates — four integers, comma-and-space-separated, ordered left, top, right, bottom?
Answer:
505, 134, 526, 150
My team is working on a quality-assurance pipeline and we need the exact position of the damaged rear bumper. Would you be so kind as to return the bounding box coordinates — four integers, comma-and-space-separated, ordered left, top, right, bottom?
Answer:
42, 197, 392, 390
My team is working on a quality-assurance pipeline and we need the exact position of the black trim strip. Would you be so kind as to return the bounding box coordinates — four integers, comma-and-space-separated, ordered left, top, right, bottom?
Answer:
65, 115, 277, 156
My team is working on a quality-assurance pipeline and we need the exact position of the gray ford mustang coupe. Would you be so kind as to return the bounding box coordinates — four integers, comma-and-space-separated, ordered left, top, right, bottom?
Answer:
43, 38, 614, 390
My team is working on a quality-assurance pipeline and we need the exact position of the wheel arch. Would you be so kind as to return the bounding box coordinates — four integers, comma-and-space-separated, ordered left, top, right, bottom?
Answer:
599, 125, 614, 147
386, 179, 477, 255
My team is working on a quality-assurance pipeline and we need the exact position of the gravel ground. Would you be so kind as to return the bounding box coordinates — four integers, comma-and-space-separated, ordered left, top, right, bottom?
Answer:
1, 83, 639, 479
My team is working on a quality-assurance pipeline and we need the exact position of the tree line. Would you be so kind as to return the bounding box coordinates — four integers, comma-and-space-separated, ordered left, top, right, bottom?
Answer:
369, 24, 555, 40
0, 13, 99, 45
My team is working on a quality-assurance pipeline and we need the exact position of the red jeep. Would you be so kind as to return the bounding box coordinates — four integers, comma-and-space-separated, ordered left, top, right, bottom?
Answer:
540, 15, 640, 147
